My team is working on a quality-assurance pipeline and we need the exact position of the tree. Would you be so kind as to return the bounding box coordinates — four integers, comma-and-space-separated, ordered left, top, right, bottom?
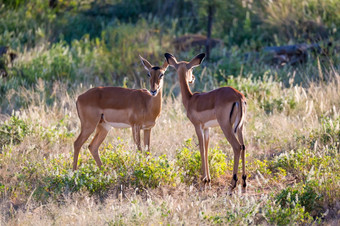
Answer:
193, 0, 223, 60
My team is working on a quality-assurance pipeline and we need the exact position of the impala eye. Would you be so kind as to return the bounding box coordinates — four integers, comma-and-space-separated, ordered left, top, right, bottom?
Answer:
159, 74, 164, 79
147, 73, 151, 77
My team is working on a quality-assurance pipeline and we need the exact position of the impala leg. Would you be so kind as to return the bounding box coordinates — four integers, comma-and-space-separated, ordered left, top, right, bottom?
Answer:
221, 125, 241, 190
132, 125, 141, 150
143, 129, 151, 152
203, 128, 211, 183
73, 124, 96, 171
88, 124, 109, 168
237, 125, 247, 190
195, 125, 208, 184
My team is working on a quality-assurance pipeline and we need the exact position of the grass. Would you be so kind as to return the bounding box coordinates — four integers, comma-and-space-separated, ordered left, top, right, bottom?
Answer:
1, 69, 339, 224
1, 0, 340, 224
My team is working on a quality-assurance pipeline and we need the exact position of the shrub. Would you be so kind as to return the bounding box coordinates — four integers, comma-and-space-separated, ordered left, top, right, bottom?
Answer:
133, 154, 176, 188
0, 115, 30, 149
265, 198, 313, 225
41, 164, 117, 198
37, 142, 177, 199
318, 116, 340, 147
18, 42, 74, 84
271, 147, 334, 181
0, 1, 52, 49
37, 116, 75, 143
275, 182, 321, 214
175, 139, 228, 184
262, 0, 340, 43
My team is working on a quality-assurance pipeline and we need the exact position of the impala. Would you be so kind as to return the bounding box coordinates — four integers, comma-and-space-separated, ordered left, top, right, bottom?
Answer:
164, 53, 247, 190
73, 56, 168, 170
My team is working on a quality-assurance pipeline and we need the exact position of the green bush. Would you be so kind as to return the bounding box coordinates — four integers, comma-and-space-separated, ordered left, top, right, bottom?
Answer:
0, 1, 52, 49
18, 42, 74, 83
318, 116, 340, 147
36, 142, 176, 199
0, 115, 30, 148
101, 143, 177, 189
271, 148, 334, 181
275, 182, 321, 214
265, 198, 314, 225
133, 154, 176, 188
271, 116, 340, 182
261, 0, 340, 43
37, 116, 74, 143
176, 139, 228, 184
264, 180, 328, 224
41, 164, 117, 198
11, 19, 165, 87
220, 74, 298, 114
299, 116, 340, 149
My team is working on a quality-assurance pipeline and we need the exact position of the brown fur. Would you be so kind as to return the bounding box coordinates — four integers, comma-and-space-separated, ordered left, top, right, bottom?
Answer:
73, 56, 168, 170
165, 53, 247, 192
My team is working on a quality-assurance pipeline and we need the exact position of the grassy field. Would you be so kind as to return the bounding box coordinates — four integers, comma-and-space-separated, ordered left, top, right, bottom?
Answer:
1, 0, 340, 225
1, 69, 339, 224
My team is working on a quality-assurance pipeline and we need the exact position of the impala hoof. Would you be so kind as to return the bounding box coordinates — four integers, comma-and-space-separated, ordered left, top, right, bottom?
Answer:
242, 174, 247, 188
230, 174, 238, 189
202, 177, 211, 184
227, 186, 234, 196
72, 165, 77, 171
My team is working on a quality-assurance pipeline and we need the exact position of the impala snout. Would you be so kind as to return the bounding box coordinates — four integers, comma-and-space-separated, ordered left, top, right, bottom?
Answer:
140, 55, 168, 98
188, 70, 195, 84
150, 89, 158, 96
189, 75, 195, 84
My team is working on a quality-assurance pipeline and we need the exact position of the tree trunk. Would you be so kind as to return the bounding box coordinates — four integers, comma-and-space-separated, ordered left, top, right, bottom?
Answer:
205, 4, 214, 61
49, 0, 58, 8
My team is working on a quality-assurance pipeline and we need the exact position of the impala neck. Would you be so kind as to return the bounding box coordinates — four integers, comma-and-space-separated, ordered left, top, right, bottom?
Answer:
150, 87, 162, 112
178, 71, 192, 110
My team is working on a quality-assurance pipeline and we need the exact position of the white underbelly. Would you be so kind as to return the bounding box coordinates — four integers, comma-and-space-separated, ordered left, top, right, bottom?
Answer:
102, 122, 131, 130
142, 125, 153, 130
101, 122, 155, 131
203, 119, 219, 129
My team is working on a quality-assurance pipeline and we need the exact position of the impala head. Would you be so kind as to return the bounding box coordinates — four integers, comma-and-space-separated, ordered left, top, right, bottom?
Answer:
140, 55, 168, 96
164, 53, 205, 84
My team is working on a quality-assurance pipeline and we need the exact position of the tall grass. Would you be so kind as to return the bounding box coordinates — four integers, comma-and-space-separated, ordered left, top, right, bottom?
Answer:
1, 69, 339, 224
1, 0, 340, 224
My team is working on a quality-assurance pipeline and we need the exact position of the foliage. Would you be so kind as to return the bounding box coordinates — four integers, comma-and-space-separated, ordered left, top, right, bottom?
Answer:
1, 75, 339, 224
265, 197, 314, 225
311, 116, 340, 148
0, 115, 30, 148
7, 141, 177, 201
1, 0, 340, 112
1, 0, 340, 224
262, 0, 340, 43
19, 42, 75, 83
275, 182, 321, 214
0, 1, 52, 49
175, 139, 228, 184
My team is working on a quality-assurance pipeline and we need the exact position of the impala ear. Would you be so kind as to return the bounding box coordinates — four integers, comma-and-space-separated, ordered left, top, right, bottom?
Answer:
139, 55, 153, 71
187, 53, 205, 70
164, 53, 178, 69
161, 59, 169, 71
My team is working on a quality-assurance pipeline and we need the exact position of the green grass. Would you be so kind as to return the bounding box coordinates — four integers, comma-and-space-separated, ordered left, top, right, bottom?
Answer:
1, 72, 339, 224
1, 0, 340, 224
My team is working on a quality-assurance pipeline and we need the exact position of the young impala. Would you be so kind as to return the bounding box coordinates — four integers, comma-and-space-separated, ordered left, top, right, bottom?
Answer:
73, 56, 168, 170
164, 53, 247, 190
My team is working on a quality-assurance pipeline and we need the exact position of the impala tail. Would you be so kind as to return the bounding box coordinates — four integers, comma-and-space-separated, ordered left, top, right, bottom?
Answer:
75, 98, 81, 119
230, 99, 246, 133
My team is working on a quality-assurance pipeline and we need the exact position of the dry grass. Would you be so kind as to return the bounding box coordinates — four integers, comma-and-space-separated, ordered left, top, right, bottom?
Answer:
1, 71, 340, 225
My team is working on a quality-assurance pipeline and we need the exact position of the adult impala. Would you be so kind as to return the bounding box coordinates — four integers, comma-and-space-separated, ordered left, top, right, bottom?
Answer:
73, 56, 168, 170
164, 53, 247, 190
